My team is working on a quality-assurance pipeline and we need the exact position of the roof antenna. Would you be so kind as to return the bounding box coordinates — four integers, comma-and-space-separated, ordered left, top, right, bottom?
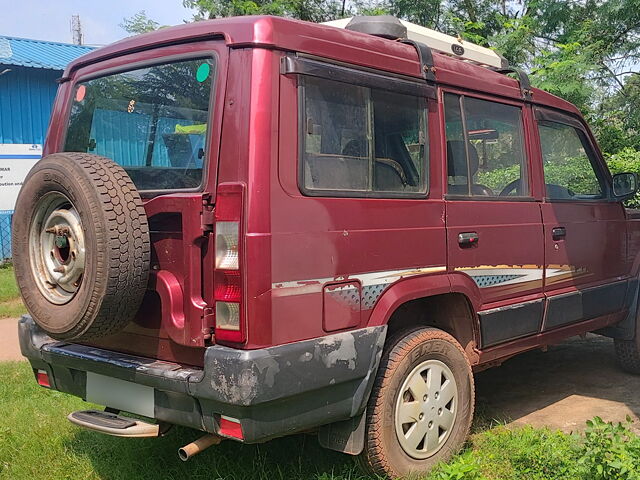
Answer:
71, 15, 83, 45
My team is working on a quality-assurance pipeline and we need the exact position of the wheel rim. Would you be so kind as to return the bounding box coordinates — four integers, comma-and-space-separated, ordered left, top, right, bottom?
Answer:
29, 192, 86, 305
394, 359, 458, 459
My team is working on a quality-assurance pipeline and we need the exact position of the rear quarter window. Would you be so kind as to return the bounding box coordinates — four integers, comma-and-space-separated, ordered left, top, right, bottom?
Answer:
64, 58, 215, 191
300, 76, 428, 197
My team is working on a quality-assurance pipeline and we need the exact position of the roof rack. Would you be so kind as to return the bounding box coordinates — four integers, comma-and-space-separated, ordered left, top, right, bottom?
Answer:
322, 16, 533, 99
322, 16, 508, 70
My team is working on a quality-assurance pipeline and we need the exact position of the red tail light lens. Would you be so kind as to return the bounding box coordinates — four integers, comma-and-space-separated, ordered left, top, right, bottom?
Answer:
214, 183, 245, 343
214, 270, 241, 302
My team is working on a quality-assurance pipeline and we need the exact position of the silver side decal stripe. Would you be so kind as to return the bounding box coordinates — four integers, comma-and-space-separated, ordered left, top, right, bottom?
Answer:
271, 266, 447, 305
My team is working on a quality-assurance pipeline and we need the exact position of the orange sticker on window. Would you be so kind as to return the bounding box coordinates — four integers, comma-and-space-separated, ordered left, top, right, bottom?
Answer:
75, 85, 86, 102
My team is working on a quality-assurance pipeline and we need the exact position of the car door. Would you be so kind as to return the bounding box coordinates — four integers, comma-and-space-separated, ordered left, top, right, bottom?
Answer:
443, 91, 546, 348
535, 108, 630, 331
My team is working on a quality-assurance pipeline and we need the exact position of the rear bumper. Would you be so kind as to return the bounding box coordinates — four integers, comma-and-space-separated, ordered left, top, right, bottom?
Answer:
19, 316, 386, 443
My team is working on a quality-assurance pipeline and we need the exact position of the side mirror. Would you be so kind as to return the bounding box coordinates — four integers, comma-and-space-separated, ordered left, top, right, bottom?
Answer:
612, 172, 638, 201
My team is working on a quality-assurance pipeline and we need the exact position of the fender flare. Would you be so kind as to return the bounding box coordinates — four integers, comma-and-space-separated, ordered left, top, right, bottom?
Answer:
366, 271, 482, 327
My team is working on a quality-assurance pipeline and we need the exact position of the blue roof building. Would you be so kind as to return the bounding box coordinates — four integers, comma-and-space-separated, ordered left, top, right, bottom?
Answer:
0, 36, 94, 145
0, 36, 94, 258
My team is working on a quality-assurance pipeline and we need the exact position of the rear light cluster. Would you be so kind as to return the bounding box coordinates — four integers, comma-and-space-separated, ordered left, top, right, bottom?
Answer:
213, 184, 245, 342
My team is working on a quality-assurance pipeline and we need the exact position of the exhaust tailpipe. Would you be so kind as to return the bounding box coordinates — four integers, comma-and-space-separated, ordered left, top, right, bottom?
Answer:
178, 434, 222, 461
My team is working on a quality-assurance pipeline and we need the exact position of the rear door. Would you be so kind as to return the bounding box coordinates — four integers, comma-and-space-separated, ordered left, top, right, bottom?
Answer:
535, 109, 630, 331
443, 91, 545, 348
59, 42, 228, 363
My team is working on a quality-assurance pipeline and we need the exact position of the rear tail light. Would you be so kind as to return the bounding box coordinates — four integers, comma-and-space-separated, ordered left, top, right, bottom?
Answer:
36, 369, 51, 388
214, 183, 245, 343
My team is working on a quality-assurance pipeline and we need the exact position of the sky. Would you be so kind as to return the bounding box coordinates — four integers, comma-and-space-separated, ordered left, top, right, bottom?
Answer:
0, 0, 194, 45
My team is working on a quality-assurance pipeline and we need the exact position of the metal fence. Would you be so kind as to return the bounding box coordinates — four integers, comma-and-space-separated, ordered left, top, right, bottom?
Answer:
0, 211, 13, 260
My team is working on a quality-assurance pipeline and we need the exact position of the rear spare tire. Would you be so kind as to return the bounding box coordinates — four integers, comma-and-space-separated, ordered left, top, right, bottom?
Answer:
12, 153, 150, 340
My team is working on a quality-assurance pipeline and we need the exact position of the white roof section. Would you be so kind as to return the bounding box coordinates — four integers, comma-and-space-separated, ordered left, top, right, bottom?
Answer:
322, 17, 505, 70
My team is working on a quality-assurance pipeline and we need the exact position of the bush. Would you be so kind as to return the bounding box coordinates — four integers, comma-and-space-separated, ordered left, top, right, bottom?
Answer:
578, 416, 640, 480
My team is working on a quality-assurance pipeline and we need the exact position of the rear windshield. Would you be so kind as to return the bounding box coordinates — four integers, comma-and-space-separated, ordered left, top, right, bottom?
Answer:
64, 58, 215, 191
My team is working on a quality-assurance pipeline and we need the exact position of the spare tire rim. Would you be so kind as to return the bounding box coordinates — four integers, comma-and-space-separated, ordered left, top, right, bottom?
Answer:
29, 192, 86, 304
394, 359, 458, 459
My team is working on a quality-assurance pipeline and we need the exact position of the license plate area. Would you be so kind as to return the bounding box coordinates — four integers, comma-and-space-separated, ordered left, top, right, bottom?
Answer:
86, 373, 154, 418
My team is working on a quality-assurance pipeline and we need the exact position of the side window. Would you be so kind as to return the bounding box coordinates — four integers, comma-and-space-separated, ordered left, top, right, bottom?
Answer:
301, 76, 427, 196
538, 122, 605, 200
444, 93, 528, 197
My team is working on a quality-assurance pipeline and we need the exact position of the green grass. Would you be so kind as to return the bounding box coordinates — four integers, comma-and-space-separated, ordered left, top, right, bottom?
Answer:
3, 361, 640, 480
0, 265, 26, 319
0, 362, 369, 480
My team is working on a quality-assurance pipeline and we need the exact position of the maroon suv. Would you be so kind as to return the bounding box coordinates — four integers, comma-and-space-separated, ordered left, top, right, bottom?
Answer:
13, 15, 640, 478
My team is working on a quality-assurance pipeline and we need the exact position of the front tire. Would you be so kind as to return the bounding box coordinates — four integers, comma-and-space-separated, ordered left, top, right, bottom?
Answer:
615, 336, 640, 374
359, 327, 474, 478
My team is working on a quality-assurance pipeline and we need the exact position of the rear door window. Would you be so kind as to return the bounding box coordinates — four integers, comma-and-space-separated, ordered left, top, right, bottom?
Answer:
64, 58, 215, 191
301, 76, 428, 197
444, 93, 528, 197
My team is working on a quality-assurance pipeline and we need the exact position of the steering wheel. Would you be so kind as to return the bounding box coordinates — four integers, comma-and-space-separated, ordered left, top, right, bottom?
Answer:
499, 179, 521, 197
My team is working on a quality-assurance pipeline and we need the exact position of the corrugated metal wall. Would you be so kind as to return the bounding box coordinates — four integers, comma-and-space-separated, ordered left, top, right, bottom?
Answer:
0, 65, 59, 145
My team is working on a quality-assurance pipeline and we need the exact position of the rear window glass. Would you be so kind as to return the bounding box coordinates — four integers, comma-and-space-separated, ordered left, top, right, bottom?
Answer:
64, 58, 215, 191
301, 76, 428, 196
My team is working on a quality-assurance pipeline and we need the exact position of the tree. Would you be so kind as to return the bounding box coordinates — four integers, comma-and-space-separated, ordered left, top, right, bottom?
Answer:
122, 1, 639, 154
182, 0, 343, 22
120, 10, 163, 35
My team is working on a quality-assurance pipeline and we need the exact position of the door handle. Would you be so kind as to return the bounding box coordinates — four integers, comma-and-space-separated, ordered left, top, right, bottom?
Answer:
552, 227, 566, 240
458, 232, 478, 247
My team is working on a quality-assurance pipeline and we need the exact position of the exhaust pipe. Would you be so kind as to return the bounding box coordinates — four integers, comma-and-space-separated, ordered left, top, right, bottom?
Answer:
178, 434, 222, 461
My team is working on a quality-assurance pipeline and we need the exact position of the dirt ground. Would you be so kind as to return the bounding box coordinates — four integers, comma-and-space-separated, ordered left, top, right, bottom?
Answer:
475, 334, 640, 433
1, 318, 638, 432
0, 317, 23, 362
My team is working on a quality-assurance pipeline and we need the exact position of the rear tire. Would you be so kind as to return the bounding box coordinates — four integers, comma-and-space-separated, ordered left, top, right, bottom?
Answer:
359, 327, 474, 478
12, 153, 150, 341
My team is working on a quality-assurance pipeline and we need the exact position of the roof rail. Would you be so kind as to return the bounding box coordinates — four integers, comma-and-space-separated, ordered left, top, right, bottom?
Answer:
493, 67, 533, 101
322, 16, 508, 70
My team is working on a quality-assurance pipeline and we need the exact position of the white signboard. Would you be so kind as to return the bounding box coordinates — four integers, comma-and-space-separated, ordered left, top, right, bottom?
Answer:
0, 144, 42, 211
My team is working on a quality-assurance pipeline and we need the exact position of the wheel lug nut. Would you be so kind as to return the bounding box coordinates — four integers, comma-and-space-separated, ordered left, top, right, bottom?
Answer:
435, 392, 439, 399
423, 395, 427, 402
438, 408, 442, 415
428, 421, 433, 428
419, 413, 424, 420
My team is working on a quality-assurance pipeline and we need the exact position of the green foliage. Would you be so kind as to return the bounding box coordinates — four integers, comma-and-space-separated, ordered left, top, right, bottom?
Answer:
0, 265, 18, 303
182, 0, 344, 22
431, 451, 487, 480
578, 416, 640, 480
120, 10, 163, 35
467, 425, 580, 480
0, 265, 25, 319
476, 164, 520, 194
3, 360, 640, 480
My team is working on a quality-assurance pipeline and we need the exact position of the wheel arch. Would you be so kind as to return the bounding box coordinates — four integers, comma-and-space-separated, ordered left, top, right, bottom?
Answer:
366, 272, 482, 363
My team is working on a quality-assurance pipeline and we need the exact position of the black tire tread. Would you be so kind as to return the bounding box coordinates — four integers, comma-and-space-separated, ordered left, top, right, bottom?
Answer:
13, 152, 150, 340
72, 153, 150, 339
614, 338, 640, 375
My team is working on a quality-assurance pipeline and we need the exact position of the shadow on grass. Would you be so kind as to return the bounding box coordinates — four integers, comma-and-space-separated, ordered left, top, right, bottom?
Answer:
65, 426, 370, 480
